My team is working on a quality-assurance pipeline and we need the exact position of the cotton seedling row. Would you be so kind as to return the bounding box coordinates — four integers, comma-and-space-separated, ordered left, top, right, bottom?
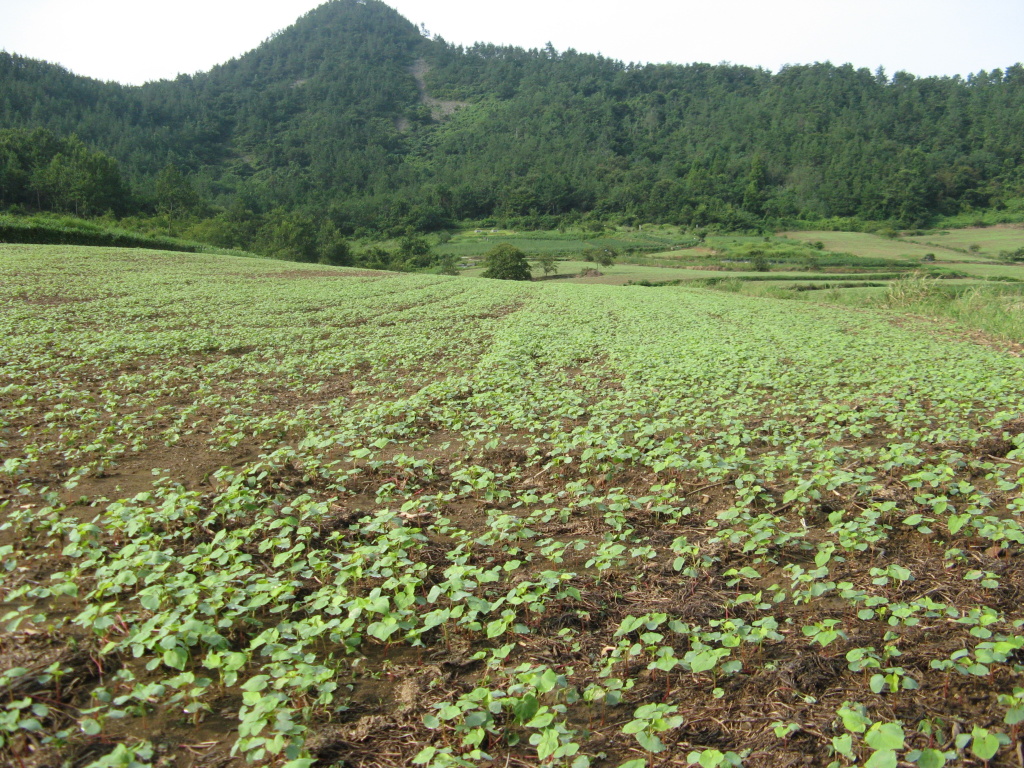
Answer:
0, 244, 1023, 767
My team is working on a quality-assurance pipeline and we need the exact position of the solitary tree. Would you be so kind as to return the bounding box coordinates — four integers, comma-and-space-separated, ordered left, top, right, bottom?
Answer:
750, 249, 770, 272
538, 253, 558, 277
437, 254, 459, 275
398, 235, 432, 269
583, 247, 616, 269
482, 244, 532, 280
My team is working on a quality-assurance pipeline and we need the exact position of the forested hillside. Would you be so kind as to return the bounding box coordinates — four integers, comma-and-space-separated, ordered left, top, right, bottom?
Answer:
2, 0, 1023, 247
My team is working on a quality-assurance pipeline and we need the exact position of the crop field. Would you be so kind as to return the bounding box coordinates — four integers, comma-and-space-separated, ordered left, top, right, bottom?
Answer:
629, 249, 720, 262
3, 244, 1024, 768
778, 233, 965, 263
939, 263, 1024, 281
460, 262, 693, 286
448, 229, 1005, 294
466, 260, 917, 289
782, 229, 1024, 266
438, 228, 698, 262
902, 227, 1024, 260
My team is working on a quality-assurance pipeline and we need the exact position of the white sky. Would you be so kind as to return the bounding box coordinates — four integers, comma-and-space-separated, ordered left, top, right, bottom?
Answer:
0, 0, 1021, 86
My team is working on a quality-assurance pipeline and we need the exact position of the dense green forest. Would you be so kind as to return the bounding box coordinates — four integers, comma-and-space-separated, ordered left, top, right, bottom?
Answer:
2, 0, 1023, 262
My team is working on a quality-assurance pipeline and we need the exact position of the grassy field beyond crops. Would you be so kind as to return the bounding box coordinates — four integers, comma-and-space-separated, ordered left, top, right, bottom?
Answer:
2, 244, 1024, 768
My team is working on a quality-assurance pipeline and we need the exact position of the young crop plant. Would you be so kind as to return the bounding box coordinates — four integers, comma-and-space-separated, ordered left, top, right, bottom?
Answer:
687, 749, 747, 767
622, 703, 684, 754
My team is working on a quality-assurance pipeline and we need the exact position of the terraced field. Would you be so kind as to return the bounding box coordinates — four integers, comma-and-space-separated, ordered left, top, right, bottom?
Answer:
782, 229, 1024, 280
453, 227, 1023, 295
2, 245, 1024, 768
903, 227, 1024, 261
779, 232, 979, 263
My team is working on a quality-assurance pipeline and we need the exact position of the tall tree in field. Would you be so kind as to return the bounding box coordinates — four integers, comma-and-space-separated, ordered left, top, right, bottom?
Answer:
538, 253, 558, 276
482, 244, 532, 281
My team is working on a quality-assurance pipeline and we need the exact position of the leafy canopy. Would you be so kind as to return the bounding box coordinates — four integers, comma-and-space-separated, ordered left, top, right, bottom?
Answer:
481, 244, 532, 281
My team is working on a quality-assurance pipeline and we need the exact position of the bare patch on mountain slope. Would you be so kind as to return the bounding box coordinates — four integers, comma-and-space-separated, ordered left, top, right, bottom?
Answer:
407, 59, 469, 124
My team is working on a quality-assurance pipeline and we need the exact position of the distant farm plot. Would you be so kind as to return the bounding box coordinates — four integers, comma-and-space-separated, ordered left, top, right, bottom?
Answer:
545, 260, 689, 284
783, 226, 1024, 264
903, 224, 1024, 258
779, 230, 960, 261
941, 261, 1024, 280
438, 226, 699, 262
461, 260, 705, 285
461, 261, 895, 286
453, 227, 1024, 305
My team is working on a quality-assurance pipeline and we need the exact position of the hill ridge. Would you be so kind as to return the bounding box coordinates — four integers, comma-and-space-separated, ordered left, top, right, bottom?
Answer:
0, 0, 1023, 237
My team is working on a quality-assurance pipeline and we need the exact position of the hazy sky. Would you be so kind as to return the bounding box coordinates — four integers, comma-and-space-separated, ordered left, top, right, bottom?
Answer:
0, 0, 1021, 86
